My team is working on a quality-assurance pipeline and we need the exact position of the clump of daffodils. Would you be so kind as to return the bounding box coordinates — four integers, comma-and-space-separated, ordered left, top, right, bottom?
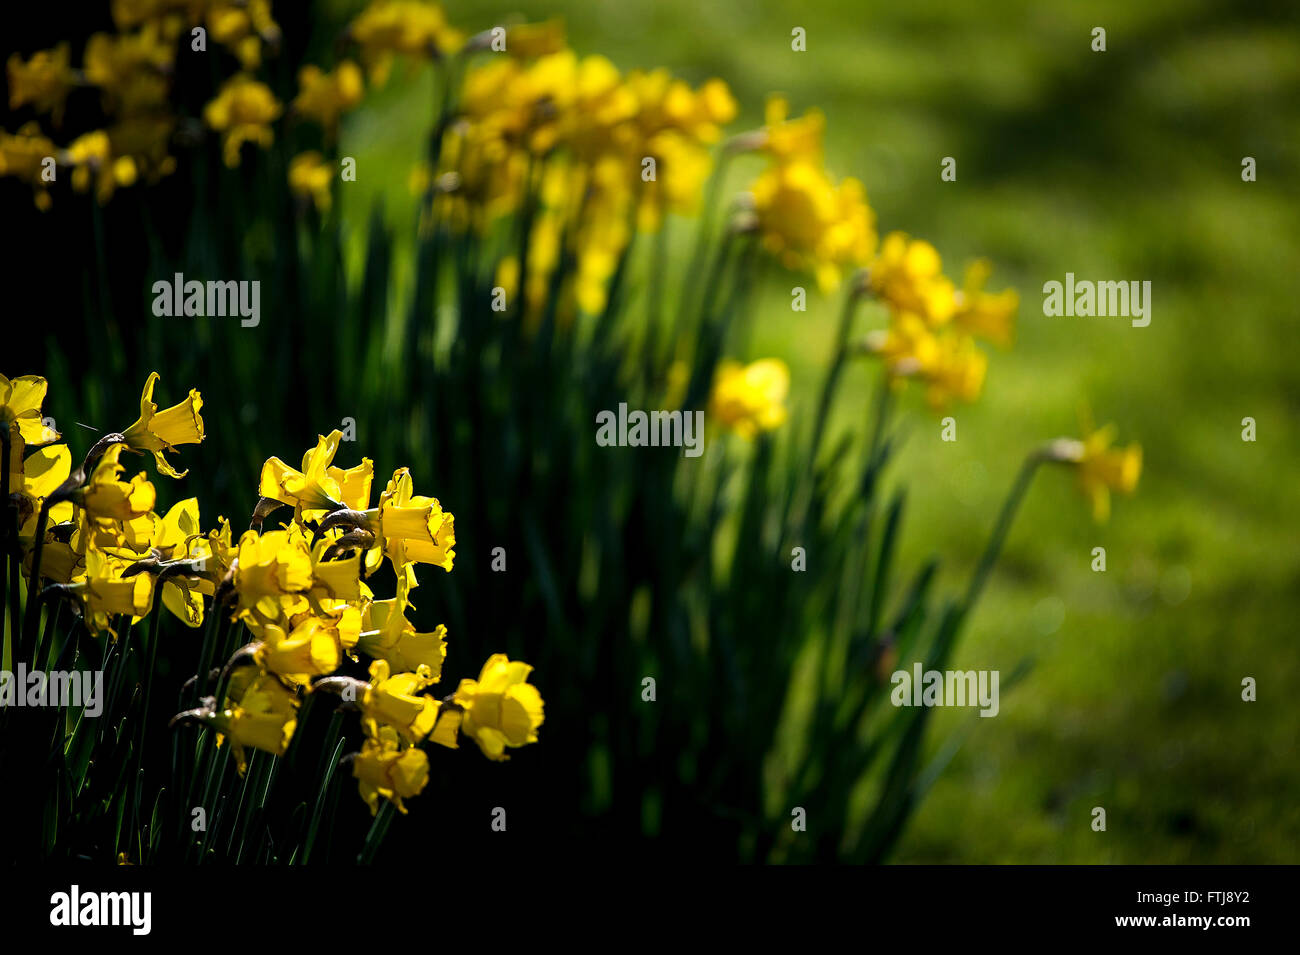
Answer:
2, 2, 285, 209
5, 371, 543, 818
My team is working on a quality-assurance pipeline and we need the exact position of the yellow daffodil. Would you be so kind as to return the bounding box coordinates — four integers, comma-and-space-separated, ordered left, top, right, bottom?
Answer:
83, 24, 174, 114
7, 44, 75, 123
122, 372, 205, 478
9, 437, 71, 542
210, 668, 300, 774
953, 259, 1018, 348
64, 130, 138, 204
288, 151, 335, 212
68, 548, 156, 636
708, 359, 790, 439
750, 159, 876, 292
366, 467, 455, 575
349, 0, 464, 84
232, 528, 314, 621
207, 0, 280, 71
360, 659, 439, 743
863, 313, 988, 410
258, 430, 350, 515
358, 571, 447, 676
867, 232, 958, 327
1, 373, 60, 444
203, 74, 282, 168
293, 61, 364, 138
758, 95, 824, 163
74, 443, 156, 523
353, 724, 429, 814
0, 124, 58, 210
304, 525, 362, 602
253, 616, 344, 685
452, 654, 544, 761
1048, 422, 1142, 522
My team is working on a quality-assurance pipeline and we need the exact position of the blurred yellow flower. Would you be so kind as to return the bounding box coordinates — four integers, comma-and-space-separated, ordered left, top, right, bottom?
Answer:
751, 159, 876, 292
1049, 422, 1143, 522
288, 151, 335, 212
64, 130, 139, 204
203, 74, 282, 168
0, 124, 58, 210
708, 359, 790, 439
953, 259, 1018, 348
293, 61, 364, 138
207, 0, 280, 71
759, 95, 824, 163
867, 232, 957, 327
83, 24, 174, 114
7, 44, 75, 122
863, 313, 987, 411
349, 0, 463, 83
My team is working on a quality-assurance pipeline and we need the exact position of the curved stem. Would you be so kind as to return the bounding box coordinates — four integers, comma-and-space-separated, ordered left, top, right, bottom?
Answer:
960, 453, 1043, 616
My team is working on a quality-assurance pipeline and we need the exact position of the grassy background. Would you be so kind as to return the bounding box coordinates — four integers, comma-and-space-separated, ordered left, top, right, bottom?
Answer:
332, 0, 1300, 861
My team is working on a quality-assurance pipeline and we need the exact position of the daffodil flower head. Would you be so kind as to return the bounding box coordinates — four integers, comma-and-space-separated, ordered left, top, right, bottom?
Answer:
255, 616, 344, 686
122, 372, 205, 478
952, 259, 1018, 348
71, 548, 157, 636
202, 73, 283, 168
210, 668, 300, 774
0, 374, 60, 444
360, 658, 440, 743
75, 443, 157, 523
7, 44, 75, 122
1049, 417, 1142, 523
452, 654, 545, 761
867, 232, 958, 327
750, 159, 876, 292
759, 95, 825, 164
375, 467, 455, 573
353, 723, 430, 814
358, 569, 448, 676
232, 527, 314, 622
293, 61, 365, 137
708, 358, 790, 439
258, 430, 350, 516
8, 436, 70, 541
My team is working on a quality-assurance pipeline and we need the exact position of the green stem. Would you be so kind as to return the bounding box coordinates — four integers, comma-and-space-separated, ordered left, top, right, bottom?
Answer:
960, 453, 1043, 618
357, 800, 396, 864
129, 601, 163, 853
678, 150, 733, 333
20, 500, 50, 664
808, 287, 865, 468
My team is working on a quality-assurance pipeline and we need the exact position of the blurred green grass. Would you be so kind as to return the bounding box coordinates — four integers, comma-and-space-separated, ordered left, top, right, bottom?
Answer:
331, 0, 1300, 861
